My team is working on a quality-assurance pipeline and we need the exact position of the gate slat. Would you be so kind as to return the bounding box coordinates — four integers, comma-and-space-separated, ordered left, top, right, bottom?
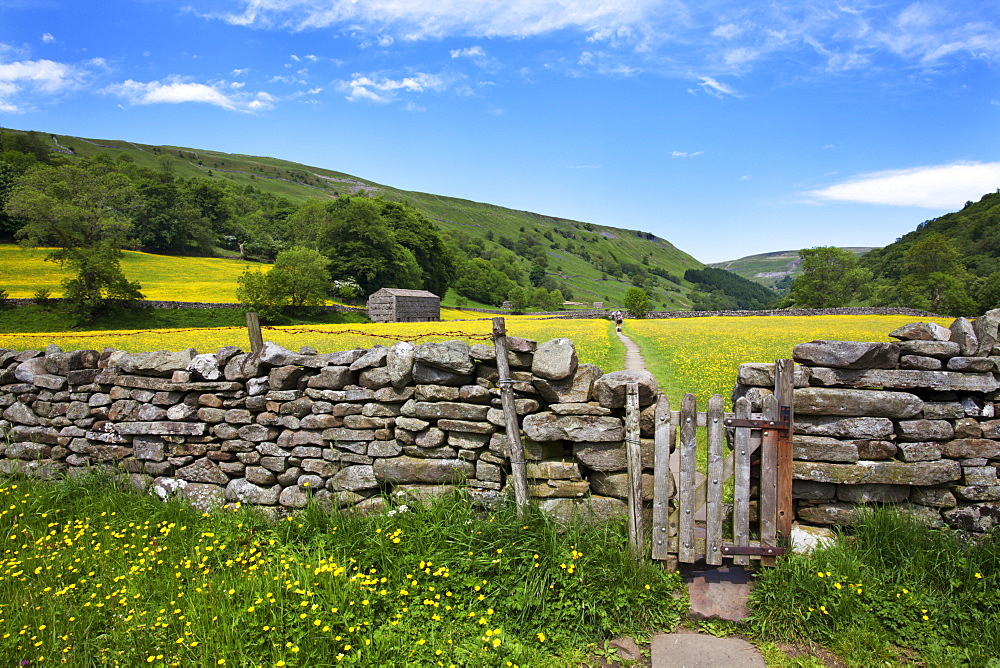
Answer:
677, 394, 698, 564
651, 396, 672, 562
731, 396, 752, 566
759, 394, 779, 567
705, 395, 725, 565
625, 383, 643, 561
774, 359, 795, 548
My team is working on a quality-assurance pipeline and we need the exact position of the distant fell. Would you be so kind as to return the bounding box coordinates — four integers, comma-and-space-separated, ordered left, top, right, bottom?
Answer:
710, 247, 875, 292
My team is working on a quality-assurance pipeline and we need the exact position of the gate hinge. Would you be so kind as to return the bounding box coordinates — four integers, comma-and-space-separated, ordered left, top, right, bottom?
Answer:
721, 545, 788, 557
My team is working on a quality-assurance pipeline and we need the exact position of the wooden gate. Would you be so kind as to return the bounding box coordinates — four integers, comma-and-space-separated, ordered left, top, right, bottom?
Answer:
627, 360, 795, 568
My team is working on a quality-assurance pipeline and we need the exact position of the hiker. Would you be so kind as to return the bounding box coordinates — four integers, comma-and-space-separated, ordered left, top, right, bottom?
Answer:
612, 309, 623, 333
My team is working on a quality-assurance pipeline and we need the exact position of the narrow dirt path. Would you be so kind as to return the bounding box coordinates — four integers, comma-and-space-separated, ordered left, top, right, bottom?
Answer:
616, 329, 648, 371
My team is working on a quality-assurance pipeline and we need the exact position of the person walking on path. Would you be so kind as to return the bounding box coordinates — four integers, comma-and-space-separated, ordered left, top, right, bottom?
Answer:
612, 309, 623, 333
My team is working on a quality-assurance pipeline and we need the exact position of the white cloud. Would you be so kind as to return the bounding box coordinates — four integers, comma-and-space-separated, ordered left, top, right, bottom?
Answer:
808, 162, 1000, 209
41, 33, 55, 43
233, 68, 249, 75
451, 46, 487, 59
696, 76, 741, 98
340, 71, 451, 103
0, 57, 83, 111
671, 151, 703, 157
105, 77, 275, 112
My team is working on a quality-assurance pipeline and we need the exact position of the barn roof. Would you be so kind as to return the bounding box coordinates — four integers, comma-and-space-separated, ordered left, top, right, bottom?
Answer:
372, 288, 439, 298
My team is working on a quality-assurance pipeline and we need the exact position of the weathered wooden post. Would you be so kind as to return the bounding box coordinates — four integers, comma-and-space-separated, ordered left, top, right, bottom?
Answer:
246, 312, 263, 353
491, 317, 529, 515
774, 359, 795, 548
650, 395, 673, 566
625, 382, 644, 561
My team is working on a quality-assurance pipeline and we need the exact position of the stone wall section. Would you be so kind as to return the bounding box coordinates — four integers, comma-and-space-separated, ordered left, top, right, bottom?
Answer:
733, 313, 1000, 532
0, 337, 660, 521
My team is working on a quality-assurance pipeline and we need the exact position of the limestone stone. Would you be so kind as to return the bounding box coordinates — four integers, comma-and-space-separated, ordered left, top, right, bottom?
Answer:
239, 424, 278, 442
899, 340, 960, 359
941, 439, 1000, 459
961, 396, 994, 418
795, 503, 857, 525
386, 341, 416, 388
13, 357, 47, 384
736, 363, 811, 388
403, 445, 456, 459
979, 420, 1000, 439
306, 367, 353, 390
187, 354, 222, 381
793, 340, 899, 369
528, 480, 590, 498
116, 421, 206, 436
133, 435, 166, 461
792, 480, 836, 500
593, 370, 658, 408
415, 385, 460, 402
413, 401, 489, 421
476, 460, 503, 483
115, 349, 197, 377
324, 427, 376, 442
531, 338, 578, 381
946, 357, 996, 372
794, 416, 894, 439
246, 466, 277, 485
949, 317, 978, 356
298, 474, 323, 490
837, 483, 909, 503
896, 420, 953, 442
178, 483, 225, 511
572, 440, 656, 471
588, 471, 660, 501
889, 321, 952, 341
415, 427, 446, 447
922, 402, 964, 419
373, 456, 474, 484
349, 345, 389, 371
792, 436, 859, 463
358, 367, 391, 389
954, 418, 983, 438
523, 413, 624, 442
225, 478, 281, 504
489, 434, 564, 461
330, 465, 379, 491
794, 388, 922, 418
301, 458, 338, 477
525, 459, 583, 480
368, 440, 403, 458
175, 457, 230, 485
943, 502, 1000, 531
909, 486, 957, 507
535, 496, 628, 523
411, 363, 471, 387
279, 485, 309, 508
447, 431, 490, 449
437, 419, 495, 434
955, 486, 1000, 501
533, 363, 603, 404
900, 355, 942, 370
224, 353, 266, 381
963, 466, 999, 485
374, 386, 415, 403
808, 367, 1000, 393
974, 308, 1000, 356
3, 402, 39, 426
269, 365, 306, 391
395, 416, 430, 432
793, 460, 960, 486
897, 442, 942, 462
413, 340, 474, 374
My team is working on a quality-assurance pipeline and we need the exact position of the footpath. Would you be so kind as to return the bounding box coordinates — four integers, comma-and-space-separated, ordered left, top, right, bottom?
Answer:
610, 329, 767, 668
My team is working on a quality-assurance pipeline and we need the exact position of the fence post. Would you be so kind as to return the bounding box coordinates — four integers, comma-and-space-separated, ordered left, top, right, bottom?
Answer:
625, 382, 644, 561
491, 317, 529, 515
774, 359, 795, 548
650, 395, 672, 565
246, 312, 263, 354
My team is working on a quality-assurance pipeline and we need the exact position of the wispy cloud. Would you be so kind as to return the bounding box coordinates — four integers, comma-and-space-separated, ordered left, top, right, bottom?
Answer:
671, 151, 703, 157
0, 57, 86, 111
694, 76, 741, 98
808, 162, 1000, 209
41, 33, 55, 43
104, 77, 275, 112
339, 71, 452, 103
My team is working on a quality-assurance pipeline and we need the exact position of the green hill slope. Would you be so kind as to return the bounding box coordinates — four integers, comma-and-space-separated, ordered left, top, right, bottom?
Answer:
5, 128, 708, 309
710, 247, 875, 292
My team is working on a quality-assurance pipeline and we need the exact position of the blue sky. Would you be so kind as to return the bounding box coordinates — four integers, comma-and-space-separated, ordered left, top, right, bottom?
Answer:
1, 0, 998, 263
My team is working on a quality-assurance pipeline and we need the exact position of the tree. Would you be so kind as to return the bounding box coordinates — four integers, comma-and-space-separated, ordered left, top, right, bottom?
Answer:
788, 247, 873, 308
624, 287, 650, 318
6, 160, 144, 321
236, 246, 332, 321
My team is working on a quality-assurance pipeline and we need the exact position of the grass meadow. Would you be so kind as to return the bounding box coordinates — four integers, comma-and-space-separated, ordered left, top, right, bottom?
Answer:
0, 472, 685, 667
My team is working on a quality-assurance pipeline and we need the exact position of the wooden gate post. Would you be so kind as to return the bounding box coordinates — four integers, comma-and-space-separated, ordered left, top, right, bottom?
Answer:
246, 312, 263, 353
624, 383, 644, 561
650, 395, 673, 566
491, 317, 529, 515
774, 359, 795, 547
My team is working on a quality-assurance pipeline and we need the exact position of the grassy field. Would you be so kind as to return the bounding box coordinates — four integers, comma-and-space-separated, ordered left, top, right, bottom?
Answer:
625, 314, 954, 407
0, 473, 686, 666
0, 245, 263, 302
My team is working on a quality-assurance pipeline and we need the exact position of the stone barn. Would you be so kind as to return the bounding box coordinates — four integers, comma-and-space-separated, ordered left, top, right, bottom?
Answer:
367, 288, 440, 323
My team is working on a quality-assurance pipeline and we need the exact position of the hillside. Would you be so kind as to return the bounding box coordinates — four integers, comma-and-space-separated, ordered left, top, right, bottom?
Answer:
6, 128, 708, 310
710, 247, 875, 292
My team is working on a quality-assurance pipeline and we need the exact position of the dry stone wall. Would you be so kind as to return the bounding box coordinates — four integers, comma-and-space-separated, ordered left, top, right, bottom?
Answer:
734, 312, 1000, 532
0, 337, 661, 521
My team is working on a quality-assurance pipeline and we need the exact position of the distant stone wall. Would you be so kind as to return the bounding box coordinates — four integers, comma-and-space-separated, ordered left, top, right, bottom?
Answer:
733, 313, 1000, 532
0, 337, 660, 521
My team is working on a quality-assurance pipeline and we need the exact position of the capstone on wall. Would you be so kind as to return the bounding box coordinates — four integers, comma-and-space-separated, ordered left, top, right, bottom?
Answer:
733, 312, 1000, 532
0, 336, 661, 522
